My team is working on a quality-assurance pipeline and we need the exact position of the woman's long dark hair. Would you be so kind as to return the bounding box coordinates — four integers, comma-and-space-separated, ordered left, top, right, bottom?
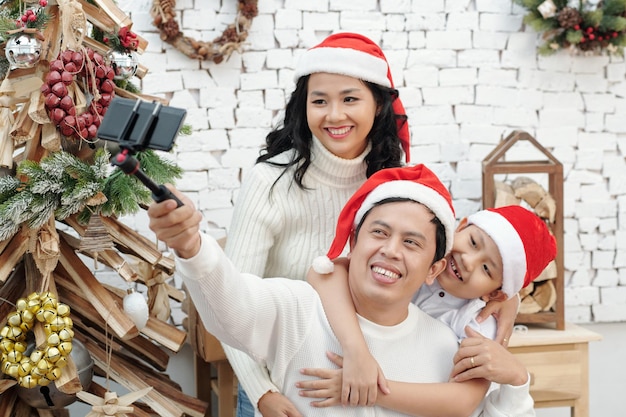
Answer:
257, 75, 406, 190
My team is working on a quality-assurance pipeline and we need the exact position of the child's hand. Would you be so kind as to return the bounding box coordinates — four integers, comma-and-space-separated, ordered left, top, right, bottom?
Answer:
297, 351, 388, 407
340, 348, 389, 406
476, 294, 519, 346
296, 353, 343, 407
258, 391, 303, 417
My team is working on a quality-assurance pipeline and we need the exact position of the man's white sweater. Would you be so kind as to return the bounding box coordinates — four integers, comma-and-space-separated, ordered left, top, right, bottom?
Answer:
180, 235, 460, 417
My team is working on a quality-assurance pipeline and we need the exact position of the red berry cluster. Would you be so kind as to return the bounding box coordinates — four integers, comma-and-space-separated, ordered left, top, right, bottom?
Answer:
118, 26, 138, 50
15, 0, 47, 27
574, 25, 620, 43
41, 49, 116, 141
103, 26, 139, 51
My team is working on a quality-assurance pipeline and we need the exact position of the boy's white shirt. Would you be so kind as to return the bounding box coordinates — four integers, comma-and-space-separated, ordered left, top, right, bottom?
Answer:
412, 280, 498, 341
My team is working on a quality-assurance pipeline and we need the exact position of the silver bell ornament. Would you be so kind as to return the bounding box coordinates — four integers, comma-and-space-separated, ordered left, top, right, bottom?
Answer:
109, 50, 138, 80
16, 338, 94, 409
5, 34, 42, 69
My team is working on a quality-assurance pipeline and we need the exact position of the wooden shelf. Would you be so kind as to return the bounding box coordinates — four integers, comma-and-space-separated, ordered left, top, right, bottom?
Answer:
508, 323, 602, 417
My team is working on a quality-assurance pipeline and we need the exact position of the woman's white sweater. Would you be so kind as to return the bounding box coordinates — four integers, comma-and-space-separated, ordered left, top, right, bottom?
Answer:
223, 137, 370, 403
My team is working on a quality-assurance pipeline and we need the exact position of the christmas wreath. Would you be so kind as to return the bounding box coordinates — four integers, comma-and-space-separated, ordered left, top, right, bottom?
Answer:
515, 0, 626, 55
42, 48, 116, 142
150, 0, 258, 63
0, 292, 74, 388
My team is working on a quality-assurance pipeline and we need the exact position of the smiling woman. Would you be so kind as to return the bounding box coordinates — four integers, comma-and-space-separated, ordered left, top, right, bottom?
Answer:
150, 0, 258, 62
305, 73, 378, 160
217, 32, 411, 417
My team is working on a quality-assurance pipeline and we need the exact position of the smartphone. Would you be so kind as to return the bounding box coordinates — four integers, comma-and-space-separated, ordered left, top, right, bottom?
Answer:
97, 97, 187, 152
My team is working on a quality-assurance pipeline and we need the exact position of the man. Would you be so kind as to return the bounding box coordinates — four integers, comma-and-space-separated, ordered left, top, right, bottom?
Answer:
147, 164, 525, 417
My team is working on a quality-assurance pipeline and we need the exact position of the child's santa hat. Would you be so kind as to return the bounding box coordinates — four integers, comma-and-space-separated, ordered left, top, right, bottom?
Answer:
312, 164, 455, 274
467, 206, 557, 299
294, 32, 411, 162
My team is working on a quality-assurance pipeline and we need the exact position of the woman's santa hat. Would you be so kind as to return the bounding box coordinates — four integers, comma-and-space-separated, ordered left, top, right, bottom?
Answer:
294, 32, 411, 162
312, 164, 455, 274
467, 206, 557, 299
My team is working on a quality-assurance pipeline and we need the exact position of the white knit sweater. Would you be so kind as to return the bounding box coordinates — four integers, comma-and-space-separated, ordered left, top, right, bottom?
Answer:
223, 137, 369, 404
224, 136, 369, 281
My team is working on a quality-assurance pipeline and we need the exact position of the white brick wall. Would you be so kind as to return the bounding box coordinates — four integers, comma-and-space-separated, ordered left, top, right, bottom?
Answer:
118, 0, 626, 325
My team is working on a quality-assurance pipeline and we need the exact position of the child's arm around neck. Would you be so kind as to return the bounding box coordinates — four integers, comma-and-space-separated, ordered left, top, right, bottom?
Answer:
307, 258, 389, 405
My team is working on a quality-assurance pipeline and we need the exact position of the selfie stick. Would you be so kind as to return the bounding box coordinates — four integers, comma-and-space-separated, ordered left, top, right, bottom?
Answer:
112, 149, 183, 207
109, 100, 184, 207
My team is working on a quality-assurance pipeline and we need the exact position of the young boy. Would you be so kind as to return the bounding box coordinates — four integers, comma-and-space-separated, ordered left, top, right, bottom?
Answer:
410, 205, 557, 341
303, 205, 557, 411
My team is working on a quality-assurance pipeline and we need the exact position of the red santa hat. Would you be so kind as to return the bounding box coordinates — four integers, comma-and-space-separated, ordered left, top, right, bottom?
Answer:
467, 206, 557, 299
294, 32, 411, 162
312, 164, 455, 274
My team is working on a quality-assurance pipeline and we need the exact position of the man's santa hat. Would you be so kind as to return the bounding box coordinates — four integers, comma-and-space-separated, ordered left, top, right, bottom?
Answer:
467, 206, 557, 299
312, 164, 455, 274
294, 32, 411, 162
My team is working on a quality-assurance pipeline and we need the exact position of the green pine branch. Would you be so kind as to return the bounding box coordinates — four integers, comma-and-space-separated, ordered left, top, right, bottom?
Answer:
0, 146, 183, 239
603, 0, 626, 16
601, 16, 626, 32
136, 150, 183, 185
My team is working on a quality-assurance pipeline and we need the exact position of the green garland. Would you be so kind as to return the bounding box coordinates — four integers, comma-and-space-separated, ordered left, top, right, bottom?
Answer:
0, 148, 182, 241
515, 0, 626, 55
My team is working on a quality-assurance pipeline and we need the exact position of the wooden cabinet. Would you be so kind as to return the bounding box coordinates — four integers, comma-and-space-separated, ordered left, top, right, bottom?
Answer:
508, 323, 602, 417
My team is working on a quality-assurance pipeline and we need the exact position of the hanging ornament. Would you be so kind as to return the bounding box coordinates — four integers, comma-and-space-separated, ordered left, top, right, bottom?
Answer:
5, 33, 42, 69
109, 51, 139, 80
123, 288, 149, 330
77, 386, 153, 417
79, 213, 114, 266
42, 48, 116, 142
537, 0, 557, 18
74, 303, 151, 416
140, 261, 171, 321
28, 216, 61, 289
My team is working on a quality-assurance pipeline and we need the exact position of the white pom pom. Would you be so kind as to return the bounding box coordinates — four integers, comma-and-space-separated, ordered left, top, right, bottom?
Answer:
312, 256, 334, 274
123, 289, 149, 330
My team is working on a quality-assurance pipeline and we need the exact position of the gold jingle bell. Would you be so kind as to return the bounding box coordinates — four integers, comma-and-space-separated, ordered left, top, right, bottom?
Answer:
0, 339, 14, 354
58, 341, 72, 356
19, 374, 39, 388
7, 311, 23, 327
